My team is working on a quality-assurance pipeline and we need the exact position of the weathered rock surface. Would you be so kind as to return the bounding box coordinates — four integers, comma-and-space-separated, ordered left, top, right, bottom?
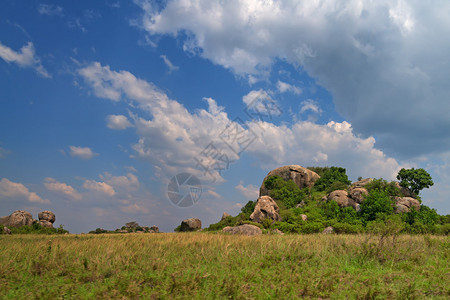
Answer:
221, 212, 231, 221
3, 226, 11, 235
180, 218, 202, 232
350, 178, 373, 189
393, 182, 416, 198
38, 211, 55, 224
39, 220, 53, 228
395, 197, 420, 213
260, 165, 320, 197
270, 229, 284, 235
349, 187, 368, 204
250, 196, 281, 223
222, 224, 262, 236
0, 210, 34, 228
300, 214, 308, 222
322, 226, 334, 234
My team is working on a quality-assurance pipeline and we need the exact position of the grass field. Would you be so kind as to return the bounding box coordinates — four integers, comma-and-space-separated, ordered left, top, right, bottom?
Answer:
0, 233, 448, 299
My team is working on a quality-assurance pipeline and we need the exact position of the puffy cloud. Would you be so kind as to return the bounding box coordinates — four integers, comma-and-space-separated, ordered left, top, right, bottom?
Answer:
0, 178, 50, 204
135, 0, 450, 159
0, 41, 50, 77
235, 181, 259, 200
106, 114, 133, 130
242, 89, 281, 118
82, 179, 116, 196
160, 54, 179, 73
44, 178, 82, 201
78, 62, 403, 185
37, 4, 63, 16
276, 80, 302, 95
99, 172, 139, 190
69, 146, 97, 160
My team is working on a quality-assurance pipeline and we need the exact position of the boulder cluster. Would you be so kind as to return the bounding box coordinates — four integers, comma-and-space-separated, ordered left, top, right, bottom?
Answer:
0, 210, 56, 233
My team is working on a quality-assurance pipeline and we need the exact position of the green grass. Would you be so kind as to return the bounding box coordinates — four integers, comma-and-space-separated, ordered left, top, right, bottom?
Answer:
0, 233, 448, 299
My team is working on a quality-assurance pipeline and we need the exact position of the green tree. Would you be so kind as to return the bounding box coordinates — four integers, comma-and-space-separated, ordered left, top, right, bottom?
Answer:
312, 166, 351, 192
396, 168, 433, 195
359, 189, 394, 223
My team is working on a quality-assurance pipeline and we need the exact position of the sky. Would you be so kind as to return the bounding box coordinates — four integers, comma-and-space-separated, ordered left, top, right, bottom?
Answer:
0, 0, 449, 233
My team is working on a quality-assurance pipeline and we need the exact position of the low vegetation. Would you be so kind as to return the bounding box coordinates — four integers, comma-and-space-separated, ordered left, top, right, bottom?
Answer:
0, 233, 448, 299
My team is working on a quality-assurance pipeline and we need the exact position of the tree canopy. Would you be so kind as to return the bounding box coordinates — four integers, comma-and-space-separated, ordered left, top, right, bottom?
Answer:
396, 168, 433, 195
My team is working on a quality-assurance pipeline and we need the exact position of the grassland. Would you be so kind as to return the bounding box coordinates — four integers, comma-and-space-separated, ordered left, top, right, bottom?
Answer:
0, 233, 448, 299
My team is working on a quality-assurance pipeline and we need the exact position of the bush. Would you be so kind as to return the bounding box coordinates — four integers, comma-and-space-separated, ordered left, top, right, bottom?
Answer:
311, 167, 351, 192
8, 223, 69, 235
299, 222, 324, 234
332, 222, 363, 234
266, 176, 307, 209
359, 189, 394, 223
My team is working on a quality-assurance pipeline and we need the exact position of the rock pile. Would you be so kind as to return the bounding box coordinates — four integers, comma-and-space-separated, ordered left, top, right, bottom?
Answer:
180, 218, 202, 232
38, 210, 56, 228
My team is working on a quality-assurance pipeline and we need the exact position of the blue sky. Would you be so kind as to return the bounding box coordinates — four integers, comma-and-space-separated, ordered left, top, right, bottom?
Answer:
1, 0, 449, 233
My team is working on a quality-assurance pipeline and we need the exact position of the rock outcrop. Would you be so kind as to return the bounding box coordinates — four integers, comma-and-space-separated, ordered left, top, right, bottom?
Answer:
221, 212, 231, 221
250, 196, 281, 223
180, 218, 202, 232
222, 224, 262, 236
350, 178, 373, 189
38, 210, 55, 228
149, 225, 159, 233
395, 197, 420, 213
327, 190, 357, 209
0, 210, 34, 228
393, 182, 416, 198
348, 187, 368, 204
260, 165, 320, 197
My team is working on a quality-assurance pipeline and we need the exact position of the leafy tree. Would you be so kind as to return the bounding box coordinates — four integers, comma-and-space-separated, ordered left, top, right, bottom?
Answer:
359, 189, 394, 223
265, 176, 307, 209
396, 168, 433, 195
241, 200, 256, 216
312, 167, 351, 192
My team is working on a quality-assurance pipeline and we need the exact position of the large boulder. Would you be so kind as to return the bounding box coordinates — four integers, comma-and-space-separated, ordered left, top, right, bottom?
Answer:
250, 196, 281, 223
259, 165, 320, 197
0, 210, 34, 228
348, 187, 368, 204
38, 211, 55, 224
222, 224, 262, 236
327, 190, 357, 209
395, 197, 420, 213
180, 218, 202, 232
393, 182, 416, 198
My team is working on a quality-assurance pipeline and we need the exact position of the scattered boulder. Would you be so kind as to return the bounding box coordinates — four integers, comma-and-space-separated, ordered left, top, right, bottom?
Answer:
327, 190, 357, 209
300, 214, 308, 222
250, 196, 281, 223
3, 227, 11, 235
322, 226, 334, 234
270, 229, 284, 235
221, 212, 231, 221
260, 165, 320, 197
0, 210, 34, 228
395, 197, 420, 213
296, 200, 306, 208
180, 218, 202, 232
38, 211, 55, 224
350, 178, 373, 189
222, 224, 262, 236
348, 187, 368, 204
149, 225, 159, 233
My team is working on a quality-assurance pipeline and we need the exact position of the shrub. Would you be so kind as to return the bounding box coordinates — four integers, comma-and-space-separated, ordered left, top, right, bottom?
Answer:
266, 176, 307, 209
312, 167, 351, 192
8, 223, 69, 235
332, 222, 363, 234
359, 189, 394, 223
299, 222, 324, 234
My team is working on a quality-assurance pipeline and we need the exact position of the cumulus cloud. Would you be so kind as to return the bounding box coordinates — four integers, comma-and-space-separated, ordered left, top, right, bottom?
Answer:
0, 41, 50, 77
135, 0, 450, 159
106, 114, 133, 130
242, 89, 281, 119
44, 178, 82, 201
300, 99, 322, 115
235, 181, 259, 200
99, 172, 139, 190
160, 54, 179, 73
78, 62, 403, 185
69, 146, 97, 160
82, 179, 116, 196
0, 178, 50, 204
276, 80, 302, 95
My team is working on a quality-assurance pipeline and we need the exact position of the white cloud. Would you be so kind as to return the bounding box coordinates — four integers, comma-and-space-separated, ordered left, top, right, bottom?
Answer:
99, 172, 139, 190
0, 178, 50, 204
160, 54, 179, 73
37, 4, 63, 16
242, 89, 281, 118
300, 99, 322, 114
82, 179, 116, 196
276, 80, 302, 95
0, 41, 50, 77
106, 114, 133, 130
69, 146, 97, 160
78, 62, 403, 185
135, 0, 450, 159
235, 181, 259, 200
44, 178, 82, 201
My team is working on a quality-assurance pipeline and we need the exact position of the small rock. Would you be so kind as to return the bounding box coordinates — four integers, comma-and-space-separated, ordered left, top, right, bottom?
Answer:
180, 218, 202, 232
322, 226, 334, 234
300, 214, 307, 222
270, 229, 284, 235
222, 224, 262, 236
221, 212, 231, 221
296, 200, 306, 208
3, 227, 11, 235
